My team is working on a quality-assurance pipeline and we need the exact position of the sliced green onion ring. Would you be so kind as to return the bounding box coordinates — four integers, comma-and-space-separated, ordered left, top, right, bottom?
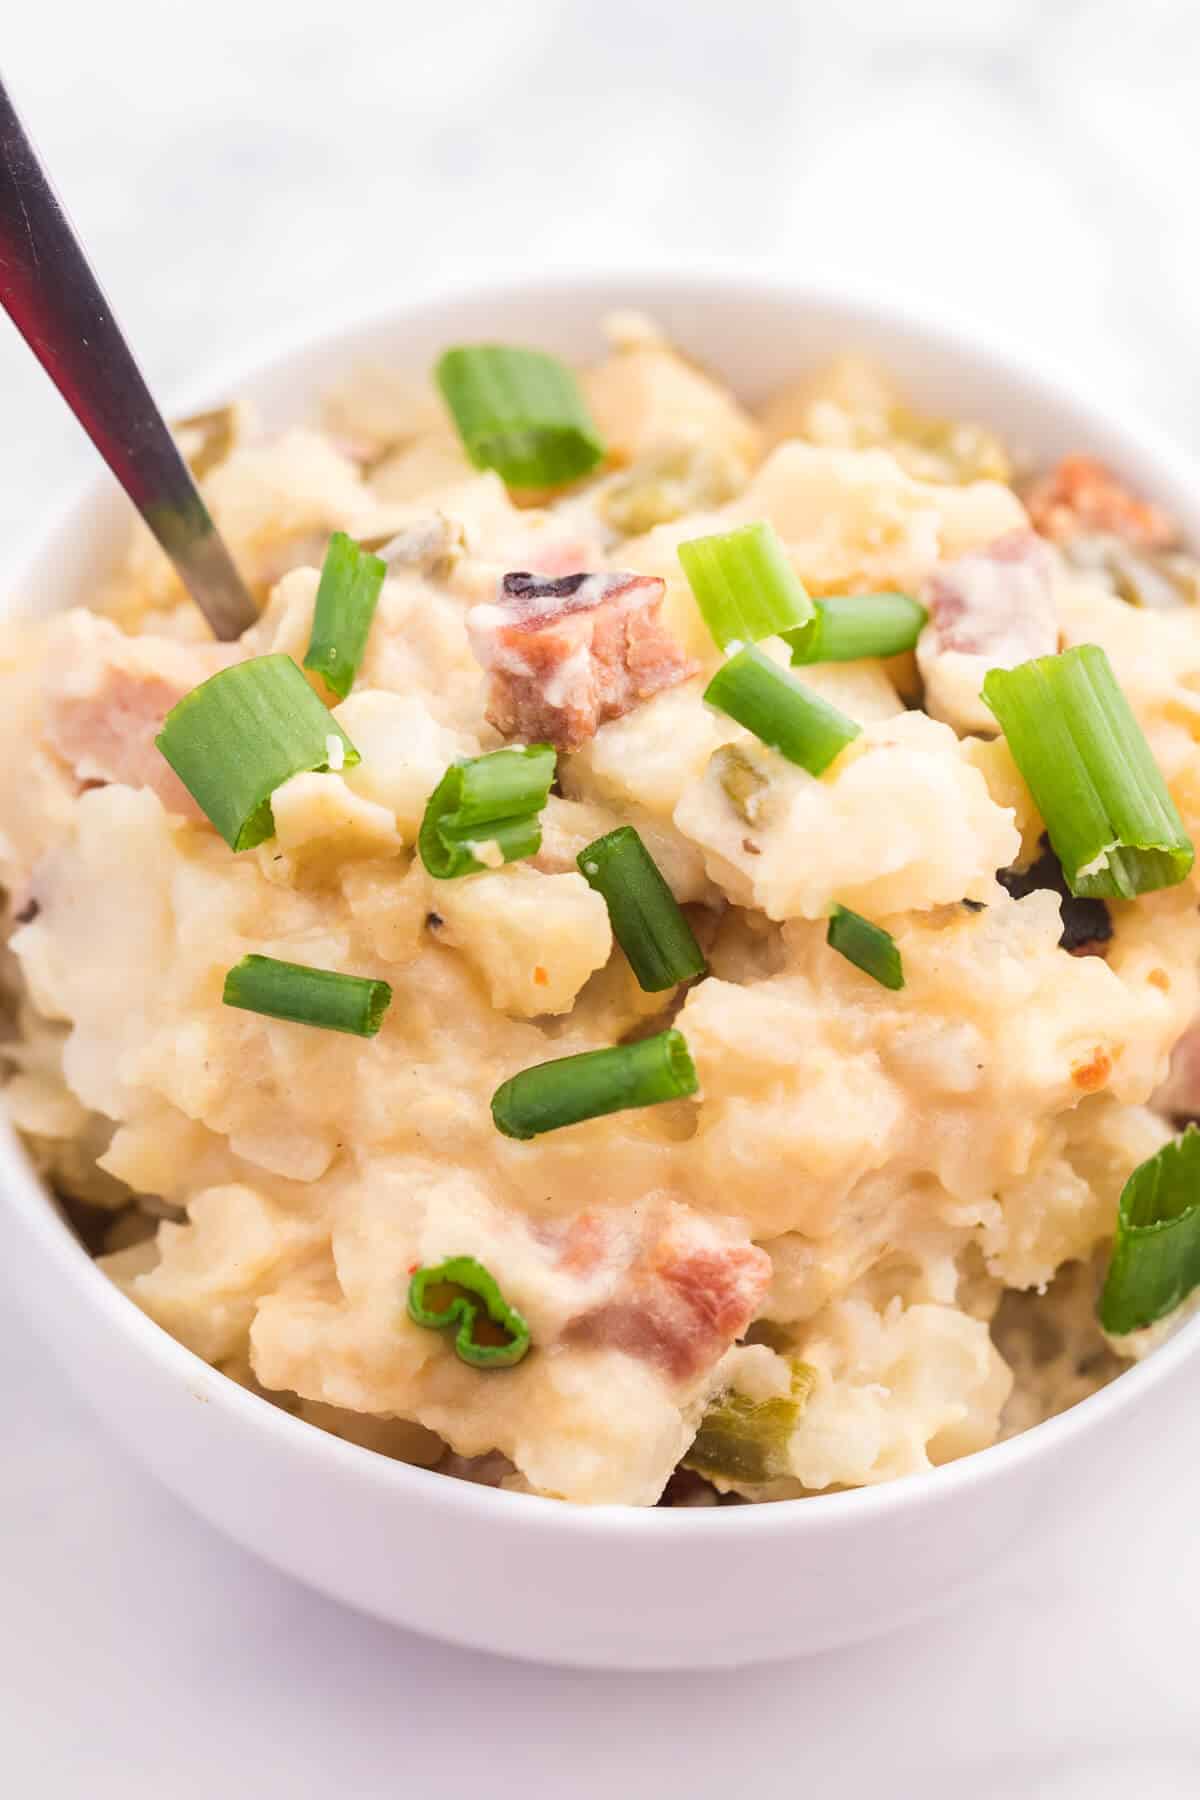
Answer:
578, 826, 706, 992
678, 520, 814, 651
222, 954, 391, 1037
787, 591, 927, 664
156, 654, 359, 851
303, 531, 387, 700
492, 1028, 699, 1140
1100, 1127, 1200, 1335
418, 745, 556, 881
703, 645, 860, 776
435, 345, 605, 490
826, 906, 904, 991
407, 1255, 531, 1368
983, 645, 1194, 898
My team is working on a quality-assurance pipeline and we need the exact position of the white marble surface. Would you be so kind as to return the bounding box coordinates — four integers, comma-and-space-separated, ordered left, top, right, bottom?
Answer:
3, 1, 1200, 1792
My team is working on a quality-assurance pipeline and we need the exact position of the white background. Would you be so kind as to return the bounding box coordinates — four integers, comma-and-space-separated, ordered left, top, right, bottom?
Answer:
3, 2, 1200, 1792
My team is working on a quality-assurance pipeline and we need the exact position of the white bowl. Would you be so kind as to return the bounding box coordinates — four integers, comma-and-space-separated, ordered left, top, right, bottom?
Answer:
4, 270, 1200, 1671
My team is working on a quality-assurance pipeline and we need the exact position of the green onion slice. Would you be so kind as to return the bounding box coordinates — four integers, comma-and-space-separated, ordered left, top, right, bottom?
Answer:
677, 520, 814, 651
703, 645, 860, 776
303, 531, 386, 701
577, 826, 706, 992
407, 1255, 531, 1368
435, 345, 605, 491
418, 745, 556, 881
222, 954, 391, 1037
492, 1028, 698, 1140
983, 645, 1194, 898
788, 591, 927, 664
1100, 1127, 1200, 1335
156, 654, 359, 851
826, 905, 904, 991
683, 1362, 815, 1485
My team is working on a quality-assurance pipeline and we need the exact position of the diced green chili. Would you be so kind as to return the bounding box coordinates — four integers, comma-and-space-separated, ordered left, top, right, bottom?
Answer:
683, 1362, 816, 1484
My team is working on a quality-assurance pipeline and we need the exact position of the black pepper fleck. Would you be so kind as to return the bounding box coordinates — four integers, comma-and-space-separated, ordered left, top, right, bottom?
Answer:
13, 897, 40, 925
426, 912, 444, 930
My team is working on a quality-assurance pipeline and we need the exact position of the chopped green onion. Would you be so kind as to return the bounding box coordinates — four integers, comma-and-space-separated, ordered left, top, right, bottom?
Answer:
302, 531, 386, 701
492, 1028, 698, 1140
787, 592, 927, 664
577, 826, 706, 992
222, 954, 391, 1037
435, 345, 605, 490
983, 645, 1194, 898
684, 1362, 815, 1485
407, 1255, 531, 1368
826, 906, 904, 991
677, 520, 814, 651
156, 654, 359, 851
418, 745, 556, 881
1099, 1127, 1200, 1335
703, 645, 860, 775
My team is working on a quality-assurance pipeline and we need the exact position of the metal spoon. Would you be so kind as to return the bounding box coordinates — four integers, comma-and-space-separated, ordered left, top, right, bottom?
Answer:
0, 74, 256, 641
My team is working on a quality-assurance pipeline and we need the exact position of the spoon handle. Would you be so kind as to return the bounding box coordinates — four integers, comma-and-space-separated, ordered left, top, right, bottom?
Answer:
0, 76, 256, 641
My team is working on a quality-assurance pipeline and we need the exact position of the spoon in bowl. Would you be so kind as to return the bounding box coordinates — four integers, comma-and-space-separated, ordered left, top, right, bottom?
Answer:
0, 74, 256, 641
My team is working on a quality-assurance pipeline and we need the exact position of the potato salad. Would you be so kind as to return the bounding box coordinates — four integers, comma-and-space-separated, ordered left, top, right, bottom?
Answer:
5, 313, 1200, 1506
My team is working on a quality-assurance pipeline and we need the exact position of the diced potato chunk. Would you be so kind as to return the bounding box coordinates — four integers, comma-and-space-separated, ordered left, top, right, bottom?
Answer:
336, 690, 477, 841
583, 342, 761, 472
430, 865, 612, 1016
759, 353, 1012, 486
124, 1183, 326, 1363
270, 771, 403, 875
674, 710, 1020, 921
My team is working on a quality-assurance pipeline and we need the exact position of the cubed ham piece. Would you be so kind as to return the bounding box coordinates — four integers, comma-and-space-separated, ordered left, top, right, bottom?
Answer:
42, 611, 240, 818
1026, 454, 1178, 550
560, 1206, 770, 1386
916, 529, 1058, 735
466, 570, 696, 752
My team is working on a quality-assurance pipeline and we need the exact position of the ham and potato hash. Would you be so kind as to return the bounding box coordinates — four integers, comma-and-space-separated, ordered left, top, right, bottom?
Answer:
5, 313, 1200, 1506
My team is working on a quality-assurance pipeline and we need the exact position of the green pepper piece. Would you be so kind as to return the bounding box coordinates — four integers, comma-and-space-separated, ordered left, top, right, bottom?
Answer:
683, 1360, 815, 1484
712, 743, 770, 823
407, 1256, 531, 1368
